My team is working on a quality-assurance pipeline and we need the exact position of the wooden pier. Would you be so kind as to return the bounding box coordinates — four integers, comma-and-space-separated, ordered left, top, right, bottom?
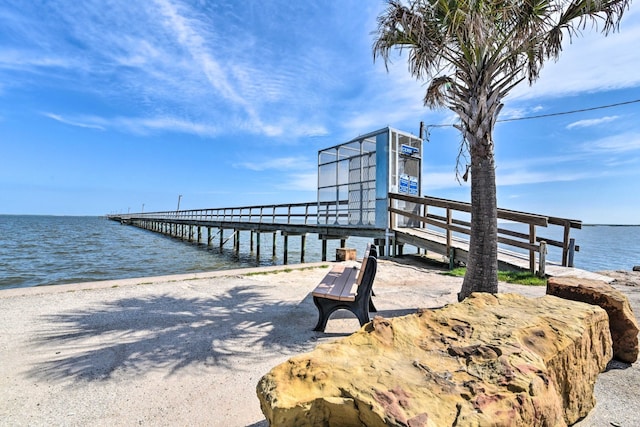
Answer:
107, 194, 581, 274
108, 201, 383, 264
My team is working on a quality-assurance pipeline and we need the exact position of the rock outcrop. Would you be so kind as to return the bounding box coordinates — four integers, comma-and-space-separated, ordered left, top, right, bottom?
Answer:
257, 293, 612, 427
547, 276, 639, 363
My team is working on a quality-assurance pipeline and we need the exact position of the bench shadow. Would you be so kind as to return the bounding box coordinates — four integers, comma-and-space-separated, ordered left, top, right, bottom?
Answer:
27, 285, 323, 383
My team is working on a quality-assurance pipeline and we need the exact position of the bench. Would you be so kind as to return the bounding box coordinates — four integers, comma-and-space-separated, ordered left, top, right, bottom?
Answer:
312, 245, 378, 332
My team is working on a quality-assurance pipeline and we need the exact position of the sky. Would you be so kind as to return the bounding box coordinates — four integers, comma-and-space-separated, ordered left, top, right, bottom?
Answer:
1, 1, 639, 224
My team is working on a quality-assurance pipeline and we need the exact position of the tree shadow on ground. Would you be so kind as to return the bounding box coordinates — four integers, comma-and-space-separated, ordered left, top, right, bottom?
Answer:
27, 285, 322, 383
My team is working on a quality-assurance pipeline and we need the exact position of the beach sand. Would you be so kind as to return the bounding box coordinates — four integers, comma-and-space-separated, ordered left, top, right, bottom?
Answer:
1, 258, 638, 426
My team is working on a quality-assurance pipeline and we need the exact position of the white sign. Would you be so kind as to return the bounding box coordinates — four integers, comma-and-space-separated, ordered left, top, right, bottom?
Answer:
409, 176, 419, 195
399, 174, 409, 193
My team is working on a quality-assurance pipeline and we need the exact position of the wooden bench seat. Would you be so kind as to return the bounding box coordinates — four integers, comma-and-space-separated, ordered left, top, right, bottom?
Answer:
312, 245, 378, 332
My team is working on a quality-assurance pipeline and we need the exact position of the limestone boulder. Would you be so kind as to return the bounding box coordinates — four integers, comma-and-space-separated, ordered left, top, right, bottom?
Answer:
547, 276, 639, 363
256, 293, 612, 427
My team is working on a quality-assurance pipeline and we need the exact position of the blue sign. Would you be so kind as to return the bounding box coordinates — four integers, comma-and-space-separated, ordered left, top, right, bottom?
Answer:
401, 144, 419, 156
399, 174, 409, 193
409, 176, 419, 195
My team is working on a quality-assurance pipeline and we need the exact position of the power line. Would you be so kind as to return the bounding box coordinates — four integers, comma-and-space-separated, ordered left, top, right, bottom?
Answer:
426, 98, 640, 128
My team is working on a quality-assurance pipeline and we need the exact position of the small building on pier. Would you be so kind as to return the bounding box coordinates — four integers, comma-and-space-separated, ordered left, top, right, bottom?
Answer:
317, 127, 423, 229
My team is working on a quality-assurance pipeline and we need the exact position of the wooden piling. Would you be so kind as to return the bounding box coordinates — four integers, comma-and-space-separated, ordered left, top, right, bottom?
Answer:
256, 232, 261, 262
272, 232, 277, 257
283, 234, 289, 265
321, 239, 327, 262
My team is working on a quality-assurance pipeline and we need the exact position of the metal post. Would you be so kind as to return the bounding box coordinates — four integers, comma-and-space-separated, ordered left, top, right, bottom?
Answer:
568, 238, 576, 268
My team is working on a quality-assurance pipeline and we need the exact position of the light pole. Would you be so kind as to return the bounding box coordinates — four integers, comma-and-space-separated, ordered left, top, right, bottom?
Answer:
177, 194, 182, 212
142, 203, 145, 213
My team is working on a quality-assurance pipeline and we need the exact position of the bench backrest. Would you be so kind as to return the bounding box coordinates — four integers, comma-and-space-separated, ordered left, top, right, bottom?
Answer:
355, 243, 378, 287
355, 253, 377, 299
355, 243, 372, 286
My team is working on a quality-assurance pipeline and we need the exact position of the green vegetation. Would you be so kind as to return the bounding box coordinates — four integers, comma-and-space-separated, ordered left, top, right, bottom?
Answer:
243, 265, 329, 277
444, 268, 546, 287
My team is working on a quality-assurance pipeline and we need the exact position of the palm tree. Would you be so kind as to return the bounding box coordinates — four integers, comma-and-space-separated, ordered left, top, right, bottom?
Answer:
373, 0, 630, 301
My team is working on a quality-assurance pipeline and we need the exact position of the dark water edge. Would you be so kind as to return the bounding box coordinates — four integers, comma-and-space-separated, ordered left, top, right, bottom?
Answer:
0, 215, 638, 290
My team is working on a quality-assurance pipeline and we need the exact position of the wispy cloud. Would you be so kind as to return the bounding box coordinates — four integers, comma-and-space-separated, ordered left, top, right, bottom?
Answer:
566, 116, 620, 129
496, 170, 591, 186
42, 112, 106, 131
234, 156, 315, 172
42, 112, 221, 136
583, 132, 640, 153
278, 172, 318, 192
509, 10, 640, 101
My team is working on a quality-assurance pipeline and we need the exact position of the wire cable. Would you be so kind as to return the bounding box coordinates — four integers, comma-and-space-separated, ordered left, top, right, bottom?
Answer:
426, 98, 640, 128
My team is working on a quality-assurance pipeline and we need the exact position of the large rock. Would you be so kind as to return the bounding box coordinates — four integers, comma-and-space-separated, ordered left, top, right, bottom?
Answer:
257, 293, 612, 427
547, 276, 639, 363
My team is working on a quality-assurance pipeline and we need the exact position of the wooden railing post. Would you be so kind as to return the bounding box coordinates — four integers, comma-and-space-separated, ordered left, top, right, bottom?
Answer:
562, 223, 571, 266
538, 241, 547, 277
529, 224, 536, 274
446, 207, 452, 254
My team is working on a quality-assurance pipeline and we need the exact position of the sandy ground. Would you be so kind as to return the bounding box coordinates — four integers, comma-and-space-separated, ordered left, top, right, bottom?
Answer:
0, 257, 638, 427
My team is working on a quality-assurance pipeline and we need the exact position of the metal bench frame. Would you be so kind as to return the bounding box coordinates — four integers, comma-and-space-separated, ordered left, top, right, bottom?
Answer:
312, 247, 378, 332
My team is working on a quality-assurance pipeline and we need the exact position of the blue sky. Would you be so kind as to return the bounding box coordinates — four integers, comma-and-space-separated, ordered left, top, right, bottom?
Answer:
1, 1, 639, 224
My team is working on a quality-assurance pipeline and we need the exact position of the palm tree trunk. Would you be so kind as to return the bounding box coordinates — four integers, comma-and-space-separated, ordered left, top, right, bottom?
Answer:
458, 138, 499, 301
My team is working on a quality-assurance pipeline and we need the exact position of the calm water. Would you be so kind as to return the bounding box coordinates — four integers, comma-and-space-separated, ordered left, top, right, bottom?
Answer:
0, 215, 638, 290
0, 215, 370, 290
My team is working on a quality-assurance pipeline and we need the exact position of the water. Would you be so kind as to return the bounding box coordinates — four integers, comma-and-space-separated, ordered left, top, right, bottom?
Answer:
0, 215, 370, 290
495, 223, 640, 272
1, 215, 639, 290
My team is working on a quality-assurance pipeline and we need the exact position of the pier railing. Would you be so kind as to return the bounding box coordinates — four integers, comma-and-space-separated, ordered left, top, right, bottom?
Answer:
111, 200, 355, 227
388, 193, 581, 272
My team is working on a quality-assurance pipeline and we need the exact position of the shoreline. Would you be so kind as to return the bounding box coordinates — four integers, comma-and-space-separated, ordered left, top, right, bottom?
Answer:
0, 258, 638, 426
0, 262, 331, 299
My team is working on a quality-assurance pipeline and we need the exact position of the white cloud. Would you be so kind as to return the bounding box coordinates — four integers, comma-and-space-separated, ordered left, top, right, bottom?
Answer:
42, 112, 105, 131
423, 171, 465, 190
235, 157, 315, 172
279, 172, 318, 192
496, 170, 590, 186
566, 116, 620, 129
583, 132, 640, 153
122, 117, 219, 136
509, 10, 640, 101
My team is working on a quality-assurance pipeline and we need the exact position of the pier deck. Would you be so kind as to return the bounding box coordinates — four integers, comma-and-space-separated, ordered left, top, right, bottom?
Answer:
108, 193, 582, 275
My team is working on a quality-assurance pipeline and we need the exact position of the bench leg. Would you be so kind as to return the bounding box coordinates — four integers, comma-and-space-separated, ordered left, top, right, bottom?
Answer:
313, 297, 372, 332
369, 297, 377, 313
353, 305, 371, 328
313, 297, 330, 332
